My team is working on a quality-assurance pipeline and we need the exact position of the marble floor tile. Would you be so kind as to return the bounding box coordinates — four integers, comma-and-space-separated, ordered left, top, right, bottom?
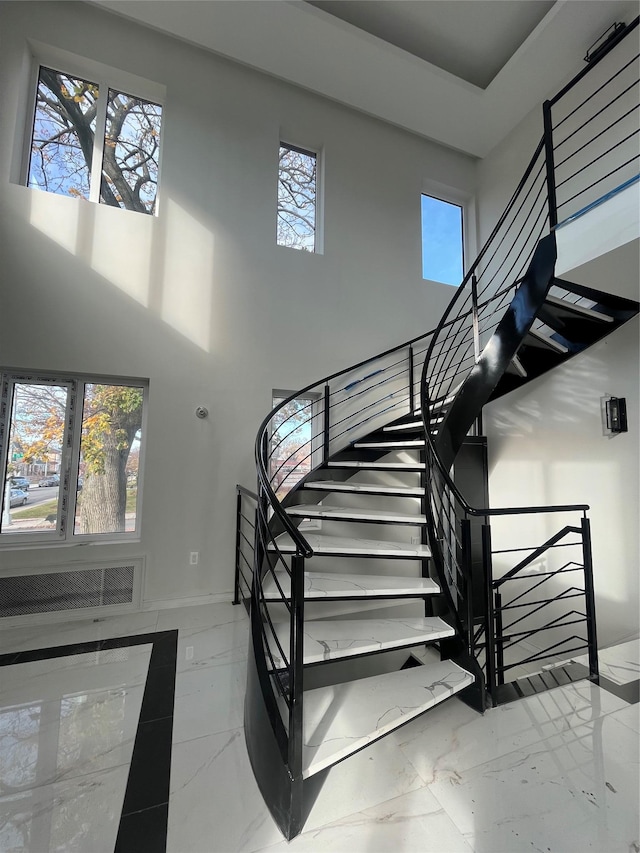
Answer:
167, 727, 284, 853
428, 711, 639, 853
394, 678, 629, 785
300, 733, 426, 833
156, 601, 248, 632
609, 702, 640, 735
572, 638, 640, 685
0, 610, 159, 655
0, 647, 151, 791
172, 658, 247, 744
0, 644, 152, 704
0, 764, 130, 853
168, 720, 427, 853
174, 614, 249, 674
255, 787, 474, 853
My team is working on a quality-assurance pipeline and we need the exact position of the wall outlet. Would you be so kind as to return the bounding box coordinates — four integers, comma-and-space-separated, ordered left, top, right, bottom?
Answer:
185, 646, 194, 661
189, 551, 199, 565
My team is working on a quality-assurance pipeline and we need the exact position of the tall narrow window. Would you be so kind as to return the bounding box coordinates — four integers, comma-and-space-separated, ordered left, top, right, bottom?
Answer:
277, 143, 317, 251
270, 393, 321, 499
421, 194, 464, 286
27, 66, 163, 214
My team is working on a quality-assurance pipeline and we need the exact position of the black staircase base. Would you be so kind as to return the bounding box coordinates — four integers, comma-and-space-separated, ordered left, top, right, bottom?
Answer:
493, 662, 592, 705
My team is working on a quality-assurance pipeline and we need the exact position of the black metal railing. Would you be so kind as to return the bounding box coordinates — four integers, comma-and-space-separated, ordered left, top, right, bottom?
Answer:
489, 515, 598, 697
419, 17, 637, 703
242, 15, 637, 793
234, 485, 258, 610
249, 327, 436, 772
545, 16, 639, 229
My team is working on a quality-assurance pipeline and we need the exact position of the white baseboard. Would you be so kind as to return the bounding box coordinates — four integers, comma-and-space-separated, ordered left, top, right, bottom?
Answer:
142, 591, 234, 611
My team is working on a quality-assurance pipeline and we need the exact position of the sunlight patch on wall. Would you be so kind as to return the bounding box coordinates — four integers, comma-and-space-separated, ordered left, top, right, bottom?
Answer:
161, 200, 213, 352
91, 208, 152, 307
29, 190, 79, 255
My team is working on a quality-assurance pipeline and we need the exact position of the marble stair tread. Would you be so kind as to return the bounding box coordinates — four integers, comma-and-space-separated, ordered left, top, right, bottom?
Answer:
262, 569, 440, 600
383, 417, 441, 432
268, 617, 454, 668
527, 327, 569, 353
286, 503, 426, 524
303, 479, 423, 497
327, 460, 426, 471
354, 438, 426, 449
271, 532, 431, 558
302, 660, 475, 778
545, 293, 613, 322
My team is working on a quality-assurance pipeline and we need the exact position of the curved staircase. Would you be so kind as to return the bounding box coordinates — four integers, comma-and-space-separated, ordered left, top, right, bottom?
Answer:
235, 17, 639, 841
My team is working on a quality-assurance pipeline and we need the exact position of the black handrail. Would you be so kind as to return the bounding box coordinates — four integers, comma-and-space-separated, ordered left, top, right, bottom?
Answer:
254, 325, 437, 557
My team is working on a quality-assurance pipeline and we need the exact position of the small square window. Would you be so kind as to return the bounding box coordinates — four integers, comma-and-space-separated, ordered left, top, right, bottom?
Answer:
277, 143, 317, 251
421, 194, 464, 286
27, 66, 163, 215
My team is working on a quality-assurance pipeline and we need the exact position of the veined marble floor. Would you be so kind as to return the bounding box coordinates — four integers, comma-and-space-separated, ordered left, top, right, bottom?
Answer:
0, 603, 638, 853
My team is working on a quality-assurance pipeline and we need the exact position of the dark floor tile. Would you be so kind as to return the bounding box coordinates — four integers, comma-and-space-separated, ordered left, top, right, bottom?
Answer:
147, 631, 179, 669
139, 663, 177, 723
121, 716, 173, 815
115, 803, 168, 853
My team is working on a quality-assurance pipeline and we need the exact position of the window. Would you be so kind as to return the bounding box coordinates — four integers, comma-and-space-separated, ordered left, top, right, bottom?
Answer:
26, 65, 163, 214
270, 392, 322, 500
421, 194, 464, 286
0, 371, 147, 545
277, 143, 318, 251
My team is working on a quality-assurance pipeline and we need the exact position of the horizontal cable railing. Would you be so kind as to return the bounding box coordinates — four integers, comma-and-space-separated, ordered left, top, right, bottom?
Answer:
548, 17, 639, 228
252, 328, 437, 739
418, 18, 638, 696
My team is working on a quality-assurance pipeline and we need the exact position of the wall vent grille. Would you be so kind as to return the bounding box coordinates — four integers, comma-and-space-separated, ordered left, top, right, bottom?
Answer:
0, 565, 136, 618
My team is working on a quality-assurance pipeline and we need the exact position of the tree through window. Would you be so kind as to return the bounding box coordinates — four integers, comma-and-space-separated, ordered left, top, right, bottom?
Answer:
0, 371, 147, 544
27, 66, 163, 215
277, 143, 317, 251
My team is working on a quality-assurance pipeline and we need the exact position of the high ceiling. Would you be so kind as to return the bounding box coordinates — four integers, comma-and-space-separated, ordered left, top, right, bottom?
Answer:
92, 0, 638, 157
307, 1, 556, 89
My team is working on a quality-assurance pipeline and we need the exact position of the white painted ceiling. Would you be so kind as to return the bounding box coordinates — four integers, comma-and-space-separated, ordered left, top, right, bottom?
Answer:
93, 0, 639, 157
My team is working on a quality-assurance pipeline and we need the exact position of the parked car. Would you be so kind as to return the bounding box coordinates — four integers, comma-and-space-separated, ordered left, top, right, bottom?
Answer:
10, 476, 30, 491
9, 488, 28, 507
38, 475, 60, 487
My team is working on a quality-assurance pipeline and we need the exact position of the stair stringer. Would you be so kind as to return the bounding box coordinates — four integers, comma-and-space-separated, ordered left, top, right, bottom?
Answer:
434, 232, 558, 472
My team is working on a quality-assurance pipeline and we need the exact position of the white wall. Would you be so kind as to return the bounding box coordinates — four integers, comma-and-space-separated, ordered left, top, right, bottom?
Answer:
474, 28, 640, 648
483, 235, 639, 648
0, 2, 475, 606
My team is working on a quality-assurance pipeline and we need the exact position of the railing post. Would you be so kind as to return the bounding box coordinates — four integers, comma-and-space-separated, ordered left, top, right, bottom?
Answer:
460, 518, 473, 644
408, 344, 415, 413
471, 274, 480, 364
234, 489, 242, 605
288, 553, 305, 781
323, 383, 330, 462
543, 100, 558, 230
482, 523, 497, 703
494, 590, 505, 688
581, 515, 600, 681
